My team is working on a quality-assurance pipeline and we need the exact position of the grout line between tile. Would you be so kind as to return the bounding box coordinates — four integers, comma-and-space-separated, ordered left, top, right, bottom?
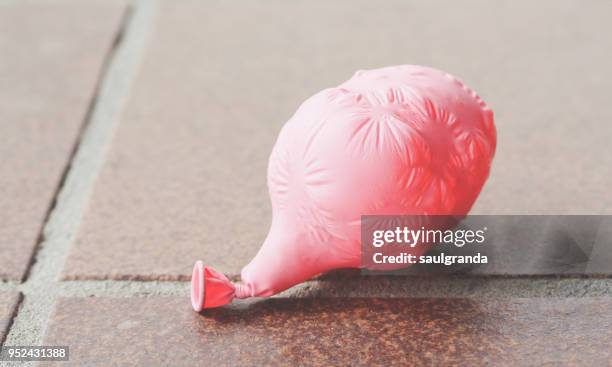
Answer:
0, 293, 22, 347
0, 282, 18, 293
34, 277, 612, 299
56, 280, 190, 298
3, 0, 158, 351
290, 277, 612, 298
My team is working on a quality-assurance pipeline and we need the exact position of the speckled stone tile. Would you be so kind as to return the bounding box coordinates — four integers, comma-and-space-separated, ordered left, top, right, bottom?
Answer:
63, 0, 612, 280
40, 297, 612, 366
0, 292, 21, 344
0, 2, 126, 280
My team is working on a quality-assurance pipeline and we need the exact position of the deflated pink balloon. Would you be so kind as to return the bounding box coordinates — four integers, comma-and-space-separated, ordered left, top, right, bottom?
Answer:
192, 65, 496, 311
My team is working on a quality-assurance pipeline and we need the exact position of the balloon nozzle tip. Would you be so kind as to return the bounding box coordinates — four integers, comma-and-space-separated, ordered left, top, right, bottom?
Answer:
191, 260, 205, 312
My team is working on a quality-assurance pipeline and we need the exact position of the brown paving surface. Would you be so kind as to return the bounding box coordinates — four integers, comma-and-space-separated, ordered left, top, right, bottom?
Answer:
63, 0, 612, 281
40, 297, 612, 367
0, 2, 126, 280
0, 292, 21, 344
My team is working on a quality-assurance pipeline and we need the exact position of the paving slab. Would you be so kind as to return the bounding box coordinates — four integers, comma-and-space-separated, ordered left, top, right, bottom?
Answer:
40, 297, 612, 366
63, 0, 612, 280
0, 2, 126, 280
0, 292, 21, 344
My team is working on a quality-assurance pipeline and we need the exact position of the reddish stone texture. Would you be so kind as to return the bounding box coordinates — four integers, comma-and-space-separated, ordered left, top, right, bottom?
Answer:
0, 292, 21, 344
41, 297, 612, 366
0, 3, 126, 280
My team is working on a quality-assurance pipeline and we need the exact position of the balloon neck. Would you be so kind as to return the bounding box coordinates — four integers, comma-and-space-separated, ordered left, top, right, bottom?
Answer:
233, 282, 253, 299
191, 261, 254, 311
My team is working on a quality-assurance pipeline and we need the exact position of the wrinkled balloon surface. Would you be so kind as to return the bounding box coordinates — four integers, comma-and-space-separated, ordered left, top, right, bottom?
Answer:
192, 65, 496, 311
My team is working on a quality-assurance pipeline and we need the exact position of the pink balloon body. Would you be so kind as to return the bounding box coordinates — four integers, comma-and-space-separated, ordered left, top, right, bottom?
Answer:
192, 65, 496, 311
